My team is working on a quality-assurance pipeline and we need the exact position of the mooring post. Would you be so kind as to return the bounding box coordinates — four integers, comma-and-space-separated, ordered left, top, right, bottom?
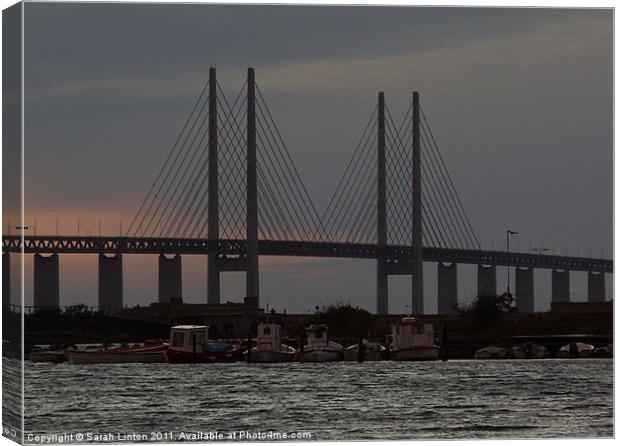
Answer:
207, 67, 221, 304
376, 91, 388, 315
357, 336, 365, 363
440, 323, 448, 361
246, 67, 260, 306
412, 91, 424, 315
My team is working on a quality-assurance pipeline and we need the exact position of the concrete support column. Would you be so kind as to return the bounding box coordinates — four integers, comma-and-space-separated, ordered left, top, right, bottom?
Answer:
515, 267, 534, 313
411, 91, 424, 315
551, 269, 570, 303
246, 67, 259, 306
207, 67, 221, 304
34, 253, 59, 309
3, 253, 10, 306
98, 254, 123, 311
437, 262, 457, 314
587, 271, 605, 302
158, 254, 182, 303
376, 91, 388, 315
477, 264, 497, 296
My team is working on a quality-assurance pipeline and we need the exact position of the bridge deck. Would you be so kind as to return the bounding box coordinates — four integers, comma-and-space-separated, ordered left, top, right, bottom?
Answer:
1, 235, 612, 273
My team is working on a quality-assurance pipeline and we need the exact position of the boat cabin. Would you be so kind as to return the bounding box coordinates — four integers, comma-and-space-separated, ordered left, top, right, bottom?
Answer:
305, 324, 330, 348
169, 325, 209, 353
391, 317, 434, 350
256, 323, 282, 351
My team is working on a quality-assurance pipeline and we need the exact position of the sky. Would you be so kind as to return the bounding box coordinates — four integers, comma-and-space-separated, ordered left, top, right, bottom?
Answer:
9, 3, 613, 313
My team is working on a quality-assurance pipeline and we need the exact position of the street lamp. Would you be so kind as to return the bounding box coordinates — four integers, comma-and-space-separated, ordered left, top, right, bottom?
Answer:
506, 230, 518, 293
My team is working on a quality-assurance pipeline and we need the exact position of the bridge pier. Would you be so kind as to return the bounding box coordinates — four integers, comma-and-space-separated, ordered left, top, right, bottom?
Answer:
515, 267, 534, 313
98, 253, 123, 312
159, 254, 182, 303
437, 262, 457, 314
587, 271, 605, 302
3, 253, 10, 306
477, 264, 497, 296
34, 253, 59, 309
552, 269, 570, 303
377, 260, 388, 314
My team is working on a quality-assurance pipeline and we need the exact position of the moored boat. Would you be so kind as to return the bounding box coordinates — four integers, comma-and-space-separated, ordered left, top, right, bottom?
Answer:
302, 324, 343, 362
343, 340, 385, 361
509, 342, 549, 359
390, 317, 439, 361
593, 344, 613, 358
245, 323, 296, 363
29, 349, 67, 363
67, 343, 168, 364
165, 325, 243, 364
556, 342, 595, 359
474, 346, 508, 360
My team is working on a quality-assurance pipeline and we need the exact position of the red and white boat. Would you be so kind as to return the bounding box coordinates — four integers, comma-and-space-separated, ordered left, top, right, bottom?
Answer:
67, 343, 168, 364
164, 325, 243, 363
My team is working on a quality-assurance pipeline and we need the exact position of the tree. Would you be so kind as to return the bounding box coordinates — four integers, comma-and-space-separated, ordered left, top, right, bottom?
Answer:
458, 293, 511, 327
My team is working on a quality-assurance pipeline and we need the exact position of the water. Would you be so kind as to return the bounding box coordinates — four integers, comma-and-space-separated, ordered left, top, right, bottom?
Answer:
21, 359, 613, 442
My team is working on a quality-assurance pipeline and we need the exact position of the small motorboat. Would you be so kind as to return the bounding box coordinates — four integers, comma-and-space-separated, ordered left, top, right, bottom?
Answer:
474, 346, 508, 360
29, 348, 67, 363
245, 323, 296, 363
302, 324, 343, 362
67, 342, 168, 364
343, 340, 385, 362
390, 317, 439, 361
509, 342, 549, 359
556, 342, 595, 359
165, 325, 243, 364
593, 344, 613, 358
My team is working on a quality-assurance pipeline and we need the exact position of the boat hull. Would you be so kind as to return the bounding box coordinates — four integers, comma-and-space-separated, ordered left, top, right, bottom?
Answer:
245, 349, 296, 363
391, 347, 439, 361
343, 347, 384, 362
29, 351, 67, 363
165, 345, 243, 364
302, 349, 342, 362
67, 349, 166, 364
474, 347, 508, 360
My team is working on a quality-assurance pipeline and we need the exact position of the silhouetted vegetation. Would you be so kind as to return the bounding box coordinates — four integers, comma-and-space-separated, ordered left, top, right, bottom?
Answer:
457, 292, 512, 327
308, 302, 373, 338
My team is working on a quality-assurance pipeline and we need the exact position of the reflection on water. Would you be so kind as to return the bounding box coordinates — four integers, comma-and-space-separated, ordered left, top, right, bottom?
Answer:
24, 360, 612, 441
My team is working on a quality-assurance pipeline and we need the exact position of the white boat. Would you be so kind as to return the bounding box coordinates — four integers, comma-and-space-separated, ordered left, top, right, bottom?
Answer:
474, 346, 508, 359
302, 324, 343, 362
593, 344, 612, 358
245, 323, 297, 363
67, 343, 168, 364
557, 342, 595, 358
510, 342, 549, 359
343, 340, 385, 361
390, 317, 439, 361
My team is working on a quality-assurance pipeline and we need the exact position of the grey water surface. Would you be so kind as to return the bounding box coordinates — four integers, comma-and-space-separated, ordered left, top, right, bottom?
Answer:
24, 359, 613, 442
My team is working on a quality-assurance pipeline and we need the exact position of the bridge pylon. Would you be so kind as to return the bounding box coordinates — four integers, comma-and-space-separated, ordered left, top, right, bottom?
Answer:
376, 91, 388, 314
207, 67, 221, 303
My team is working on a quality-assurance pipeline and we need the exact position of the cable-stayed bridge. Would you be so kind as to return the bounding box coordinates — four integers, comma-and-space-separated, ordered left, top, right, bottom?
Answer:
2, 68, 612, 314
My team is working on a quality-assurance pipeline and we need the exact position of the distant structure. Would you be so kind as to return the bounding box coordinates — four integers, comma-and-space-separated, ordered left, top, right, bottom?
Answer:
2, 68, 612, 315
